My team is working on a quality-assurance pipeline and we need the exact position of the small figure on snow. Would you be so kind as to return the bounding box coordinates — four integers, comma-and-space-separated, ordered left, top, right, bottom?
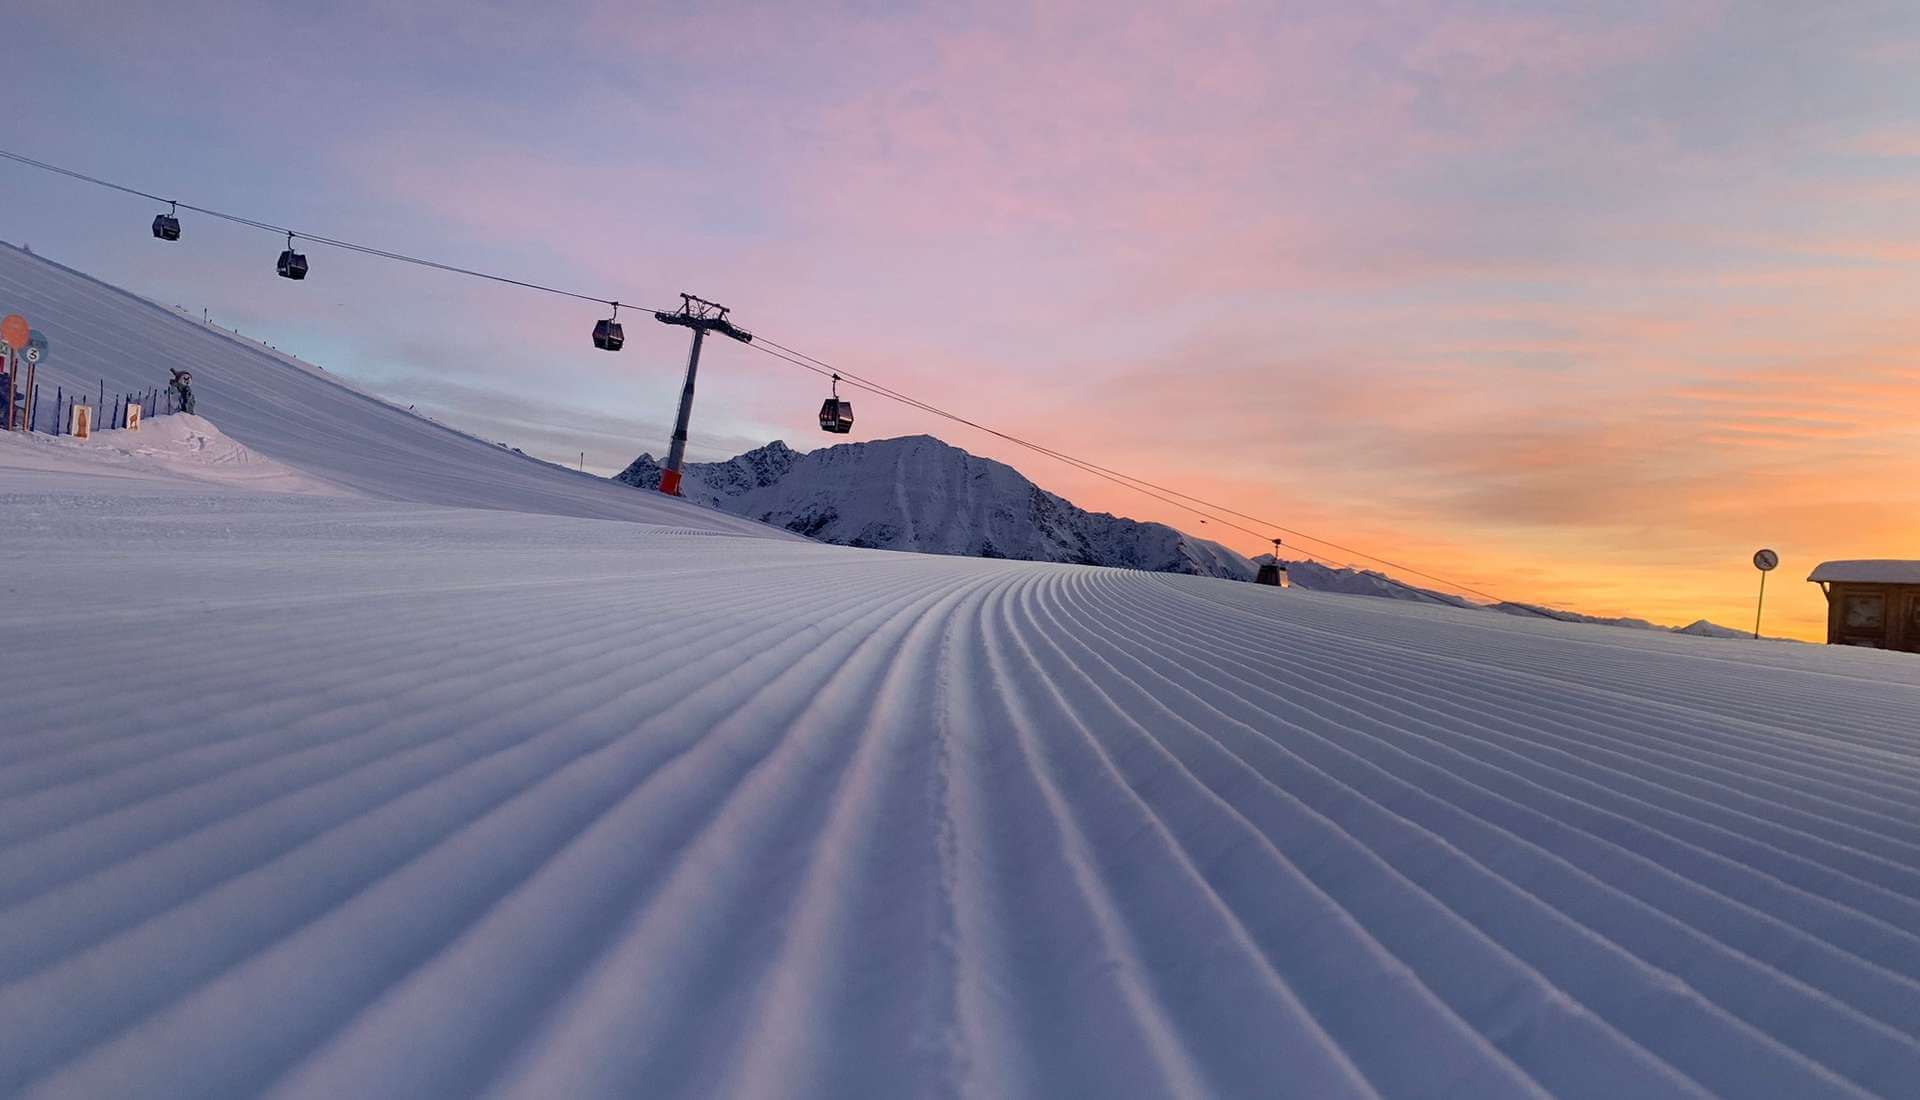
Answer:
169, 369, 195, 415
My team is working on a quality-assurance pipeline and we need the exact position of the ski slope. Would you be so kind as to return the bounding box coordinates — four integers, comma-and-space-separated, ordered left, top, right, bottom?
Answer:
5, 247, 1920, 1099
0, 243, 784, 538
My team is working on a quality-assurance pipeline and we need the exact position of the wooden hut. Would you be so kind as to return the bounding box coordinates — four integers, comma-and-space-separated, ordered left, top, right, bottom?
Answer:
1808, 561, 1920, 651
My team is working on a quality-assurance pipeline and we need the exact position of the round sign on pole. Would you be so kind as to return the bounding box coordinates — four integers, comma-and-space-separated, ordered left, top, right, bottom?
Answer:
0, 314, 27, 351
1754, 548, 1779, 572
22, 346, 39, 363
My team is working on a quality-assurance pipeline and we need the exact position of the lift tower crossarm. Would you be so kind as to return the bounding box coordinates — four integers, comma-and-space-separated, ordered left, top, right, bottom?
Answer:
654, 293, 752, 343
654, 293, 752, 497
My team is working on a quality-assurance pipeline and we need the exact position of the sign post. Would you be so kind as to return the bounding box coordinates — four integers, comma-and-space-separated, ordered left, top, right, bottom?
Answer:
0, 314, 27, 432
1752, 548, 1779, 640
21, 330, 45, 433
17, 345, 36, 432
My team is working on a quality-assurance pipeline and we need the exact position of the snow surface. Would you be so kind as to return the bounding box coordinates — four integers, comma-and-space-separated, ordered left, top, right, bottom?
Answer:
5, 245, 1920, 1099
1810, 561, 1920, 585
6, 413, 342, 496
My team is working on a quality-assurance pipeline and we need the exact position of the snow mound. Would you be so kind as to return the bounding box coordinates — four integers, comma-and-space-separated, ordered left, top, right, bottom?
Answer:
2, 413, 342, 495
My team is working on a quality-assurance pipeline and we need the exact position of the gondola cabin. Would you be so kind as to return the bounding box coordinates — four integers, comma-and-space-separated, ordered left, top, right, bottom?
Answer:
819, 397, 853, 434
1254, 538, 1288, 587
593, 318, 624, 351
277, 249, 309, 280
1808, 561, 1920, 652
152, 214, 181, 241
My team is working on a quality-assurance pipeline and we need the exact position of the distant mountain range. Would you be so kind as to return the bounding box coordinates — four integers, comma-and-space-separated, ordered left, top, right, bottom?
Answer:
1488, 601, 1754, 639
615, 434, 1754, 639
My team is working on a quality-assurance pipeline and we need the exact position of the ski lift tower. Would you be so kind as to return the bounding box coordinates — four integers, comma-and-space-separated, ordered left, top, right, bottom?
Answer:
654, 293, 752, 496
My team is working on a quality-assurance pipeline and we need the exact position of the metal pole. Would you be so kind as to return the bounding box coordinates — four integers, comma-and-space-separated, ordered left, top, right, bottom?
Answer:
1754, 570, 1768, 640
660, 327, 706, 496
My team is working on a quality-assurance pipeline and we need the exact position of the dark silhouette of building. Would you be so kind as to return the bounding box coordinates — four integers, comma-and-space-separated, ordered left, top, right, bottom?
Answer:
1809, 561, 1920, 651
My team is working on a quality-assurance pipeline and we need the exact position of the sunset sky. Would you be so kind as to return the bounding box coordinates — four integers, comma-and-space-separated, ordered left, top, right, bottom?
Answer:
6, 1, 1918, 639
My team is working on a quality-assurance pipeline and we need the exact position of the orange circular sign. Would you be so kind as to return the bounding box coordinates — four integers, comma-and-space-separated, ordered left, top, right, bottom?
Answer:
0, 314, 27, 350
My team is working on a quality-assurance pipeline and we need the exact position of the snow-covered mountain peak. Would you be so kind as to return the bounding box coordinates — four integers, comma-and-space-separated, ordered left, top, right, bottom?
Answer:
616, 434, 1255, 577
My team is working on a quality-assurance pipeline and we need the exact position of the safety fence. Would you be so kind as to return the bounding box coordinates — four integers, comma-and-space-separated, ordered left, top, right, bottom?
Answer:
6, 379, 187, 435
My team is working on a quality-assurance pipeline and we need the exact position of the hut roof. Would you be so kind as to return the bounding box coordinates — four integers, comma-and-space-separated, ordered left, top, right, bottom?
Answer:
1807, 560, 1920, 584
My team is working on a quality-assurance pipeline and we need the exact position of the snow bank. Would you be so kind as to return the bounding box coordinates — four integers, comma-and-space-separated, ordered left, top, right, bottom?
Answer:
1, 413, 343, 495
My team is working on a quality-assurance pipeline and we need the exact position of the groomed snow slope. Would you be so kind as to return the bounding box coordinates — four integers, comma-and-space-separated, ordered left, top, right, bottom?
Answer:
0, 242, 784, 539
5, 250, 1920, 1098
7, 448, 1920, 1099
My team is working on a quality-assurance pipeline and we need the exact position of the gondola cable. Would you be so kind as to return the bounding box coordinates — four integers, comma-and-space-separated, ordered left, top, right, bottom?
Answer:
0, 147, 637, 310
